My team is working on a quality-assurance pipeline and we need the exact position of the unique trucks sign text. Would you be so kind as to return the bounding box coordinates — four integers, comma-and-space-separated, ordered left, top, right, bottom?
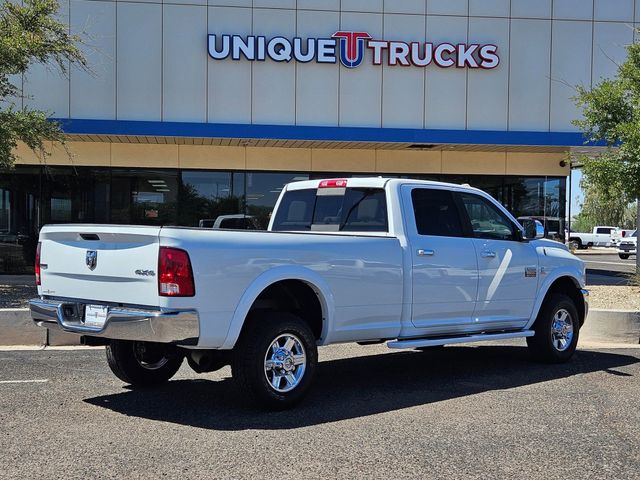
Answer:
208, 31, 499, 69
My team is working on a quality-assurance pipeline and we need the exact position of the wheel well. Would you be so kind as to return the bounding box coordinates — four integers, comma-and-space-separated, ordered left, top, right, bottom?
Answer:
248, 280, 324, 340
544, 277, 586, 326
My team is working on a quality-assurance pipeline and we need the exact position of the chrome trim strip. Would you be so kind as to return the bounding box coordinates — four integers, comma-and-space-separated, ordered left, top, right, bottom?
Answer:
29, 298, 199, 345
581, 289, 590, 319
388, 330, 536, 349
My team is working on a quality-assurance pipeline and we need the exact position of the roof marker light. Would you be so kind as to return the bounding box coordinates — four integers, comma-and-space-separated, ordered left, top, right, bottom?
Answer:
319, 179, 348, 188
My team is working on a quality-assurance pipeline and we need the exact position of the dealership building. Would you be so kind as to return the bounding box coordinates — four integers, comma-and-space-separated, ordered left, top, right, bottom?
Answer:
1, 0, 634, 272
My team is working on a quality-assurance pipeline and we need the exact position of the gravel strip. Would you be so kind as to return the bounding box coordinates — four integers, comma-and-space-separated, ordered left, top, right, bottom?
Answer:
0, 284, 37, 309
587, 285, 640, 311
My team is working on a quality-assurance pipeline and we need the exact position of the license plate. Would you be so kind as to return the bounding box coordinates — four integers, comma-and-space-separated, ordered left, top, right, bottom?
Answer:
84, 305, 108, 328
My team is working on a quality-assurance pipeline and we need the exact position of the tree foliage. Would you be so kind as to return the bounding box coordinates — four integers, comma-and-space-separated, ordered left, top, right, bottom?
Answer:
573, 40, 640, 201
572, 174, 637, 232
0, 0, 85, 169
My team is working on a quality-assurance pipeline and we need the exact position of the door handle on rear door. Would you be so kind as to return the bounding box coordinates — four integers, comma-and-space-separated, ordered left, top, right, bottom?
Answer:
417, 249, 435, 257
480, 251, 496, 258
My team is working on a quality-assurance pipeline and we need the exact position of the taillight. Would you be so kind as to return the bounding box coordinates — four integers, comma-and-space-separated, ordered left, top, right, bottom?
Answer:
158, 247, 195, 297
35, 242, 42, 286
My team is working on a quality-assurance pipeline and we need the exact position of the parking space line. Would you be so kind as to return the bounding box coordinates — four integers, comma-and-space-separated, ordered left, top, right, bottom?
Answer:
0, 379, 49, 384
587, 261, 634, 266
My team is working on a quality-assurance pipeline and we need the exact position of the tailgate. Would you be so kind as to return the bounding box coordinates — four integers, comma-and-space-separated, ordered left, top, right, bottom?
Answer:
38, 225, 161, 306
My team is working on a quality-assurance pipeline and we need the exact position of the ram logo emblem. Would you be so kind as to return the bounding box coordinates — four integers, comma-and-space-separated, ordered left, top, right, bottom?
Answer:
86, 250, 98, 271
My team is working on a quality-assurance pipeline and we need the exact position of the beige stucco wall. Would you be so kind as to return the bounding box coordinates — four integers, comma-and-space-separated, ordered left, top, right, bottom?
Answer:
13, 141, 570, 177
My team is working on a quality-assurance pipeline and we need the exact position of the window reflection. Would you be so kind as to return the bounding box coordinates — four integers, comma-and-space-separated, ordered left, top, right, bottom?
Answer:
111, 170, 178, 226
245, 172, 310, 229
0, 165, 568, 273
179, 171, 241, 227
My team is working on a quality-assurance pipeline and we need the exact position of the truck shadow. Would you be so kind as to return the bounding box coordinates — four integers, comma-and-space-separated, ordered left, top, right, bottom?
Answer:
84, 346, 638, 431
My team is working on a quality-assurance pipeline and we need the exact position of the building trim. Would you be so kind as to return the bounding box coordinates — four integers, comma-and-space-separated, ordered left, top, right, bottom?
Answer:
53, 118, 601, 148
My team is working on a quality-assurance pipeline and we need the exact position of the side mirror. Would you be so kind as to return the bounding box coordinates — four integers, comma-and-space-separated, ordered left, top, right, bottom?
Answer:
521, 219, 545, 241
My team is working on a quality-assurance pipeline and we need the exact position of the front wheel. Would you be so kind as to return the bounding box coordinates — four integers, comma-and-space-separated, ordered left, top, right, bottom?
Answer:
231, 311, 318, 410
106, 340, 183, 386
527, 294, 580, 363
619, 253, 630, 260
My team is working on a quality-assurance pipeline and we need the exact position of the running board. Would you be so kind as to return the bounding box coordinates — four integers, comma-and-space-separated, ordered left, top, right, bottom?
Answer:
387, 330, 535, 349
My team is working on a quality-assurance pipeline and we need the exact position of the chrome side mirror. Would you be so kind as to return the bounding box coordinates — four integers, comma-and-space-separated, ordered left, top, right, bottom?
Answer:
522, 219, 545, 241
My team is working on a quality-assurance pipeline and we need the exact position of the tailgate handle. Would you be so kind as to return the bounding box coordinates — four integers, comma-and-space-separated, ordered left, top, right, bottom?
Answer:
80, 233, 100, 241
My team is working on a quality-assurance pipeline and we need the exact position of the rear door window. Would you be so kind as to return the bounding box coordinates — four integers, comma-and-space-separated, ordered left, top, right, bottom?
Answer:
411, 188, 464, 237
272, 187, 388, 233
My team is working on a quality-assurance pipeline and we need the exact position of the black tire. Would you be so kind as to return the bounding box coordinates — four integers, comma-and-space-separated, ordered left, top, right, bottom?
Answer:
527, 293, 580, 363
231, 311, 318, 410
619, 254, 630, 260
106, 340, 183, 386
569, 238, 582, 250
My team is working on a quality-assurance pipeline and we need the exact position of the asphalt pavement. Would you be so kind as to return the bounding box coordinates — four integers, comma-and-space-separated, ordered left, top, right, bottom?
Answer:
574, 252, 636, 286
1, 342, 638, 479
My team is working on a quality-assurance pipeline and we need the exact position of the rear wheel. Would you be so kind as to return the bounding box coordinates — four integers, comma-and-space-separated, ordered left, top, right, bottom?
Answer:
106, 340, 183, 386
619, 253, 630, 260
527, 294, 579, 363
231, 311, 317, 410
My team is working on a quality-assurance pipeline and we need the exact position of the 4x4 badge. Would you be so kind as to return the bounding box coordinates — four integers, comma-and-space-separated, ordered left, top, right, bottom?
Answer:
86, 250, 97, 270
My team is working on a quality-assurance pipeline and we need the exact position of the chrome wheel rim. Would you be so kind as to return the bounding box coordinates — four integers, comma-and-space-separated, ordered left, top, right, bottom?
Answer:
264, 334, 307, 393
551, 309, 574, 352
133, 342, 170, 370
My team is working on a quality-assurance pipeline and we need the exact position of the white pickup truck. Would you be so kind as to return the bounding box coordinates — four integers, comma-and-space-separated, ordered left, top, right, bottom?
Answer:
568, 226, 618, 249
617, 230, 637, 259
30, 178, 588, 409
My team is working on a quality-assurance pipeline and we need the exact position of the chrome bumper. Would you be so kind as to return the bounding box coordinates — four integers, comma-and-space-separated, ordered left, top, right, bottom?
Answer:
29, 298, 199, 345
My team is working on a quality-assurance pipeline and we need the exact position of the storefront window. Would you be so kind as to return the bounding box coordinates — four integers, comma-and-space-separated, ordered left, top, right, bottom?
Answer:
0, 167, 40, 273
245, 172, 309, 229
40, 167, 111, 225
111, 170, 178, 226
0, 165, 568, 273
179, 171, 240, 227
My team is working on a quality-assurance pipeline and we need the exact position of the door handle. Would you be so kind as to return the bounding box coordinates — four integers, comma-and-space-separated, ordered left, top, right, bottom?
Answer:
417, 249, 435, 257
480, 251, 496, 259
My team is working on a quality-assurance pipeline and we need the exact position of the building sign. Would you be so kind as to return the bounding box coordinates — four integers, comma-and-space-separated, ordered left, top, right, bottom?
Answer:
208, 31, 499, 69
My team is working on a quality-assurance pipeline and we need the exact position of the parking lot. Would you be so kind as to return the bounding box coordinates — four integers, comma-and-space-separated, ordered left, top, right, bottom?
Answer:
1, 342, 638, 479
575, 251, 636, 286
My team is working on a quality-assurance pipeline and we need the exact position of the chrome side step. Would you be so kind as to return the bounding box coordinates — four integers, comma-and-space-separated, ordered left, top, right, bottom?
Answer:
387, 330, 535, 349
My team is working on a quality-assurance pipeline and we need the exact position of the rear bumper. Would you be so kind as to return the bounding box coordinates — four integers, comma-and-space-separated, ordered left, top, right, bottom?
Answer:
29, 298, 199, 345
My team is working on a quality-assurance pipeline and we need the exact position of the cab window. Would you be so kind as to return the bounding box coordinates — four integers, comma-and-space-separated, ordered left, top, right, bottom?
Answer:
459, 193, 516, 241
411, 188, 464, 237
272, 187, 388, 233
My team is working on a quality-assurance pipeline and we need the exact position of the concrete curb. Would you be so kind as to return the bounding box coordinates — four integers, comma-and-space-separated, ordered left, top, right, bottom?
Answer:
581, 309, 640, 345
0, 308, 45, 346
574, 248, 621, 256
0, 308, 80, 346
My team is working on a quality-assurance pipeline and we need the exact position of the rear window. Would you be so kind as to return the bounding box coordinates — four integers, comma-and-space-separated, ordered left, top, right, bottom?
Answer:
272, 187, 388, 233
596, 227, 613, 234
